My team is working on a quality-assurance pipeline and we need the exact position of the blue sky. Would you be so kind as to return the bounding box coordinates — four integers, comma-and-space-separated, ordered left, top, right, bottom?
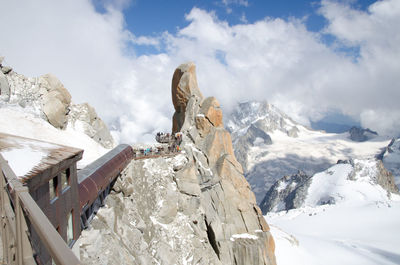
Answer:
1, 0, 400, 142
92, 0, 377, 57
116, 0, 376, 34
115, 0, 376, 54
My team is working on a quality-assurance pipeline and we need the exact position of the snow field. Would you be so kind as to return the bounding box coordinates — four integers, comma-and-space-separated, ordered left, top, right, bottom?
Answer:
0, 106, 108, 168
247, 129, 390, 173
266, 158, 400, 265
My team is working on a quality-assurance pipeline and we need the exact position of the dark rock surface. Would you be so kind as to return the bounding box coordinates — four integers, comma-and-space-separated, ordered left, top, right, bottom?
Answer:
259, 171, 312, 214
348, 126, 378, 142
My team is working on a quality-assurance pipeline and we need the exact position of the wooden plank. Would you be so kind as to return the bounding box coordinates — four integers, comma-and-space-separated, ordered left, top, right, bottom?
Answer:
18, 192, 80, 265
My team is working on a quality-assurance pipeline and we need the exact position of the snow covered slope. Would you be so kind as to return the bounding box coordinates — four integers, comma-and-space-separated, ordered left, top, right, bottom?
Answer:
0, 63, 112, 169
227, 101, 391, 203
269, 200, 400, 265
265, 160, 400, 265
0, 105, 107, 168
261, 158, 399, 213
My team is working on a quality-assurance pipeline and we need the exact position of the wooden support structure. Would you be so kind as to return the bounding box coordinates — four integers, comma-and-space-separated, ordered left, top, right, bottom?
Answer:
0, 154, 80, 265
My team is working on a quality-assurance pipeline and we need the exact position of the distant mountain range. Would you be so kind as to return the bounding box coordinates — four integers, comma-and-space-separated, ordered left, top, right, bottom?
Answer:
227, 101, 391, 203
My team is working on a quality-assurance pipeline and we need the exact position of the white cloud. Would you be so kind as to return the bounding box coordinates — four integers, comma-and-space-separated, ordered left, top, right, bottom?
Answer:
240, 13, 248, 23
222, 0, 249, 7
0, 0, 399, 143
220, 0, 249, 14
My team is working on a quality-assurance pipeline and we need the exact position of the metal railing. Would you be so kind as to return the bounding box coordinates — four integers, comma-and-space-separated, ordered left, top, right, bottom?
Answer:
0, 154, 80, 265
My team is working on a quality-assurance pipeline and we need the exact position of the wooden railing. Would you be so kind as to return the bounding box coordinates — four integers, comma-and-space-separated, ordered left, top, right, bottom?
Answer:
0, 154, 80, 265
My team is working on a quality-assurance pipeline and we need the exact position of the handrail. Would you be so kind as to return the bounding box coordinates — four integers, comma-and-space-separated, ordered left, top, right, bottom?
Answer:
0, 154, 80, 265
18, 191, 80, 265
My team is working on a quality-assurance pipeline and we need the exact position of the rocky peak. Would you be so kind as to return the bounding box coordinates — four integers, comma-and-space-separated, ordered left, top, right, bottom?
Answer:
227, 100, 299, 136
379, 138, 400, 189
172, 62, 276, 265
40, 73, 72, 128
348, 126, 378, 142
172, 62, 203, 133
260, 170, 312, 214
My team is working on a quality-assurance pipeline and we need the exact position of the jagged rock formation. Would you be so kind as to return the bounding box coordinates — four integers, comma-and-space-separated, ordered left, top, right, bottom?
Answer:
0, 57, 11, 101
172, 63, 203, 133
348, 126, 378, 142
260, 158, 399, 214
0, 56, 114, 148
77, 62, 276, 265
40, 73, 72, 128
67, 103, 114, 149
379, 138, 400, 189
260, 171, 312, 214
171, 62, 276, 265
357, 159, 399, 195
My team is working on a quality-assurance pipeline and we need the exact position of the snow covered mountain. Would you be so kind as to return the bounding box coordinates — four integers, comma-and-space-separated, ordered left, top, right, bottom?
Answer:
227, 101, 391, 203
264, 158, 400, 265
261, 158, 398, 213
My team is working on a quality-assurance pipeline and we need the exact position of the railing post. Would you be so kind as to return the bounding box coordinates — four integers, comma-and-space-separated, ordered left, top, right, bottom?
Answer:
1, 169, 8, 265
14, 186, 35, 265
14, 187, 23, 265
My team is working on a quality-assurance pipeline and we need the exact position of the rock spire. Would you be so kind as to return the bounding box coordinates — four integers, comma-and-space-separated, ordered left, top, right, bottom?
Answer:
172, 62, 276, 265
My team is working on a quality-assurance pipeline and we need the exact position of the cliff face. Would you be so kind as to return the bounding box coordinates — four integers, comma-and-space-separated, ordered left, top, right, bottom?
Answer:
171, 62, 276, 265
76, 62, 276, 265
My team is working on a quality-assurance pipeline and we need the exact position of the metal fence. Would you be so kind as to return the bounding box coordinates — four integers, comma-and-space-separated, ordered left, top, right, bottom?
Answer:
0, 154, 80, 265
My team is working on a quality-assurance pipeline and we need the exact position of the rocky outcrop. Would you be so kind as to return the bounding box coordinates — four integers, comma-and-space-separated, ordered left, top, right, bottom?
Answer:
172, 62, 203, 133
0, 71, 10, 101
39, 73, 71, 128
348, 126, 378, 142
287, 126, 299, 137
378, 138, 400, 189
260, 171, 312, 214
0, 56, 12, 74
0, 57, 10, 101
67, 103, 115, 149
0, 56, 114, 148
77, 63, 276, 265
375, 160, 399, 194
171, 62, 276, 265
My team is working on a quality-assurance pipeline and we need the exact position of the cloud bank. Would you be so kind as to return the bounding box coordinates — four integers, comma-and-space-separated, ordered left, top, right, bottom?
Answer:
0, 0, 399, 142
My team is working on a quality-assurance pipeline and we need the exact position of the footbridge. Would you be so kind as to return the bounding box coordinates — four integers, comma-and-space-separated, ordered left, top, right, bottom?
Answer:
0, 132, 181, 265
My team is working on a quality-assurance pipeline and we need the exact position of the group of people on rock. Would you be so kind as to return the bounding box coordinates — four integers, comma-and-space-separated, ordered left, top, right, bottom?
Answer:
132, 132, 183, 159
155, 131, 183, 153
